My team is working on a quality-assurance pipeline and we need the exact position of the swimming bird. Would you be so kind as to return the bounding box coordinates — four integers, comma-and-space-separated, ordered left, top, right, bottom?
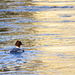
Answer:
10, 41, 24, 53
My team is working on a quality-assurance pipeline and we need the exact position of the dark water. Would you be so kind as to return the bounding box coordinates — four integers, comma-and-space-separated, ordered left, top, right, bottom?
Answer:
0, 0, 75, 75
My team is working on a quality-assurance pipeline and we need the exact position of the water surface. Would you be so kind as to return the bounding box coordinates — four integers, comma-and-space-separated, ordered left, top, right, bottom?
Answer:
0, 0, 75, 75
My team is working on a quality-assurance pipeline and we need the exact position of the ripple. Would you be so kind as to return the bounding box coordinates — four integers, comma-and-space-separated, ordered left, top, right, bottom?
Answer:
0, 26, 18, 34
0, 0, 75, 74
53, 37, 75, 40
0, 5, 74, 12
60, 14, 72, 17
35, 33, 61, 36
0, 35, 24, 42
44, 20, 75, 23
0, 27, 10, 32
0, 65, 10, 71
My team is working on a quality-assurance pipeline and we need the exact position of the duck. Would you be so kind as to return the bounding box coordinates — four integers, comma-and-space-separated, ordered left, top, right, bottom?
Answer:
10, 41, 24, 53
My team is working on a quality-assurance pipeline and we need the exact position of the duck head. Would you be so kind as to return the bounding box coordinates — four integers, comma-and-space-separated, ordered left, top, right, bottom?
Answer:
15, 41, 23, 48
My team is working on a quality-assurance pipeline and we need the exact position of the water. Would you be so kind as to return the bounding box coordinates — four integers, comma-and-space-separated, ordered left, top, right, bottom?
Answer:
0, 0, 75, 75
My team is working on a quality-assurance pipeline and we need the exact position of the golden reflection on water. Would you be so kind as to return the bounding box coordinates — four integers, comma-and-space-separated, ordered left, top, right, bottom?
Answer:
0, 0, 75, 47
33, 11, 75, 21
6, 46, 75, 75
0, 0, 75, 75
8, 7, 75, 47
35, 46, 75, 75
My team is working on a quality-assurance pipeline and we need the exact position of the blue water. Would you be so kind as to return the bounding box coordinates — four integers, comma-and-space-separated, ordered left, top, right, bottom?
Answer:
0, 0, 75, 75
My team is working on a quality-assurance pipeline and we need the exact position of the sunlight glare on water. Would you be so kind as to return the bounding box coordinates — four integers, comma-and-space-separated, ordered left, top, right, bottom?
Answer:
0, 0, 75, 75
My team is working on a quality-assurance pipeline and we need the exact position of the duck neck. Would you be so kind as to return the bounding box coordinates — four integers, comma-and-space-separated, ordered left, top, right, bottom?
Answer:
16, 46, 20, 48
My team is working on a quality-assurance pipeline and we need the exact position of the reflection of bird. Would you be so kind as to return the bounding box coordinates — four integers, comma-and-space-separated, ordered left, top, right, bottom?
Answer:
10, 41, 24, 53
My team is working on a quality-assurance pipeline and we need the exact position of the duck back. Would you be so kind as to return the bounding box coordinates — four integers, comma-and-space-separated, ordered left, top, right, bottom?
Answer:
10, 48, 24, 53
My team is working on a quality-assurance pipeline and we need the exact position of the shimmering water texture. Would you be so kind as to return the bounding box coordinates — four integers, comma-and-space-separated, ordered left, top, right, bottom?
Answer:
0, 0, 75, 75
